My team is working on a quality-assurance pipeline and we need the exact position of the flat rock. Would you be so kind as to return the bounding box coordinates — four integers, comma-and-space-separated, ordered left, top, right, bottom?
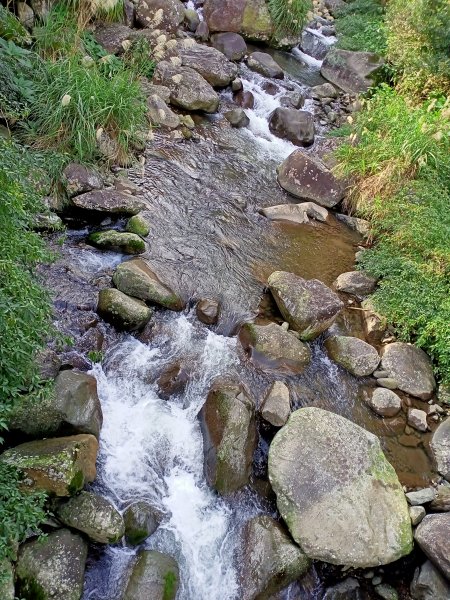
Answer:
406, 488, 436, 506
321, 48, 384, 94
71, 190, 148, 215
363, 388, 402, 418
269, 107, 314, 146
211, 32, 247, 61
430, 418, 450, 481
97, 288, 152, 331
247, 51, 284, 78
261, 381, 291, 427
177, 39, 238, 87
261, 202, 328, 223
334, 271, 377, 300
410, 560, 450, 600
325, 335, 380, 376
414, 514, 450, 580
380, 343, 436, 400
62, 163, 103, 198
123, 550, 179, 600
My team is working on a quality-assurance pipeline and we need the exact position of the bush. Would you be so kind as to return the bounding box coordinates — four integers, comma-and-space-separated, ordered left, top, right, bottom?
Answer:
267, 0, 312, 36
335, 0, 386, 54
0, 38, 37, 121
0, 5, 31, 45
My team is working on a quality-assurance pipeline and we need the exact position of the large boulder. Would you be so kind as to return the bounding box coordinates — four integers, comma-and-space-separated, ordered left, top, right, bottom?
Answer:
321, 49, 384, 94
415, 514, 450, 580
261, 202, 328, 224
62, 163, 103, 198
268, 408, 413, 568
112, 258, 185, 310
147, 94, 180, 129
261, 381, 291, 427
0, 434, 98, 496
211, 32, 247, 61
88, 230, 146, 254
56, 491, 125, 544
239, 322, 311, 375
93, 23, 133, 55
177, 39, 238, 87
241, 515, 310, 600
123, 550, 179, 600
97, 288, 152, 331
247, 51, 283, 79
277, 150, 345, 207
324, 335, 380, 376
135, 0, 184, 31
203, 0, 273, 42
268, 271, 343, 340
411, 560, 450, 600
71, 190, 148, 215
200, 381, 256, 495
153, 61, 219, 113
380, 343, 436, 400
430, 418, 450, 481
124, 501, 161, 546
333, 271, 377, 300
300, 30, 330, 61
269, 108, 315, 147
15, 529, 88, 600
8, 370, 102, 439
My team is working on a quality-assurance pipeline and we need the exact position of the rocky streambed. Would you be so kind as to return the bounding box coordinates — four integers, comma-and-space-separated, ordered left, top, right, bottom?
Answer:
2, 1, 450, 600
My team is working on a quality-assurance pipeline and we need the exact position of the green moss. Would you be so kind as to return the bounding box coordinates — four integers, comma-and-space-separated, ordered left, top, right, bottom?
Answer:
163, 570, 177, 600
126, 214, 150, 237
68, 470, 84, 495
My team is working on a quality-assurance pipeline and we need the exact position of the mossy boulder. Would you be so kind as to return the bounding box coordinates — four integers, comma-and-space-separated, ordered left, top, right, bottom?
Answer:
112, 258, 185, 311
0, 560, 14, 600
204, 0, 273, 42
268, 408, 413, 568
124, 501, 161, 546
88, 230, 146, 255
97, 288, 152, 331
123, 550, 179, 600
200, 381, 256, 495
325, 335, 380, 377
0, 434, 98, 496
15, 529, 88, 600
56, 491, 125, 544
126, 214, 150, 237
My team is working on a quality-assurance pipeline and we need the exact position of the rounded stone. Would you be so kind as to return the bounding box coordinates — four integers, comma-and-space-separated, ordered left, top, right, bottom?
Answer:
364, 388, 402, 418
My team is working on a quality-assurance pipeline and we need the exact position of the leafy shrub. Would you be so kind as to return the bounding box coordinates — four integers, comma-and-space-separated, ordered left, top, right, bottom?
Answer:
335, 0, 386, 54
0, 38, 37, 121
0, 5, 31, 45
268, 0, 312, 36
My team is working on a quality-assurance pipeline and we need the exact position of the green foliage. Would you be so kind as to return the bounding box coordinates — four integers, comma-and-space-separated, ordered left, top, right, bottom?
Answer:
0, 4, 31, 45
123, 37, 155, 80
335, 0, 386, 54
0, 38, 37, 120
87, 350, 103, 363
267, 0, 312, 36
33, 4, 80, 59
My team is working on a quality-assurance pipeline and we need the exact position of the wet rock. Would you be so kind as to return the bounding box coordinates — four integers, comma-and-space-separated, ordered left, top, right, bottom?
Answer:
321, 49, 384, 94
200, 381, 256, 495
269, 107, 314, 146
430, 418, 450, 481
247, 51, 284, 79
414, 514, 450, 579
62, 163, 103, 198
196, 298, 220, 324
301, 30, 330, 60
233, 89, 255, 108
194, 20, 209, 42
239, 322, 311, 375
177, 39, 238, 87
135, 0, 184, 32
224, 108, 249, 128
336, 214, 370, 237
126, 214, 150, 237
363, 388, 402, 418
268, 407, 413, 568
310, 82, 338, 99
112, 258, 185, 310
408, 408, 428, 432
268, 271, 343, 340
157, 363, 189, 399
334, 271, 377, 300
153, 61, 219, 113
184, 7, 200, 31
97, 288, 152, 331
16, 529, 87, 600
280, 91, 305, 109
325, 335, 380, 377
71, 189, 148, 215
124, 501, 161, 546
89, 230, 146, 254
409, 506, 426, 526
261, 202, 328, 223
430, 485, 450, 511
123, 550, 179, 600
380, 343, 436, 400
261, 80, 280, 95
277, 150, 345, 207
323, 578, 363, 600
57, 491, 125, 544
231, 77, 243, 92
0, 434, 98, 496
8, 370, 102, 439
203, 0, 273, 42
411, 560, 450, 600
374, 584, 398, 600
241, 515, 310, 600
93, 23, 133, 55
147, 94, 180, 129
261, 381, 291, 427
211, 32, 247, 61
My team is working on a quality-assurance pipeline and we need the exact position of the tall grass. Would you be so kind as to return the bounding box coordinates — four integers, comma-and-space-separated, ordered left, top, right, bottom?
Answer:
267, 0, 312, 36
334, 0, 386, 55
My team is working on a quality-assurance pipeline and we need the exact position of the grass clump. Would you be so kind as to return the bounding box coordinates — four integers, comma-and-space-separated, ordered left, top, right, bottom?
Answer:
0, 4, 31, 45
335, 0, 386, 55
268, 0, 312, 36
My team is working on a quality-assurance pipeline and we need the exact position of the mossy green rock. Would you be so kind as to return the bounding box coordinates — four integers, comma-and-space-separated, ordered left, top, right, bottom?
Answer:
200, 381, 256, 495
0, 560, 14, 600
126, 214, 150, 237
15, 529, 87, 600
112, 259, 185, 311
97, 288, 152, 331
268, 408, 413, 568
124, 501, 161, 546
123, 550, 179, 600
88, 230, 146, 255
0, 434, 98, 496
325, 335, 380, 377
204, 0, 273, 42
56, 491, 125, 544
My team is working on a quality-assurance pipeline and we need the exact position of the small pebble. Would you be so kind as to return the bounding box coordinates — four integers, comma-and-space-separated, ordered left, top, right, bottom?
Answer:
372, 576, 382, 586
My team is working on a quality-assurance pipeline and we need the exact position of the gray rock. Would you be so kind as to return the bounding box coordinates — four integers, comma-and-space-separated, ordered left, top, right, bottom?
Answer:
135, 0, 184, 31
268, 407, 413, 568
310, 82, 338, 99
88, 230, 146, 254
241, 515, 310, 600
184, 7, 200, 31
323, 578, 363, 600
364, 388, 402, 418
211, 32, 247, 61
377, 378, 399, 390
261, 381, 291, 427
268, 271, 344, 340
139, 80, 171, 103
177, 39, 238, 87
430, 485, 450, 511
325, 335, 380, 376
321, 49, 384, 94
147, 94, 180, 129
123, 550, 179, 600
410, 560, 450, 600
269, 108, 315, 146
380, 343, 436, 400
124, 501, 161, 546
261, 202, 328, 223
324, 0, 347, 16
336, 213, 370, 237
301, 30, 330, 60
406, 488, 436, 506
231, 78, 243, 92
334, 271, 377, 300
414, 514, 450, 579
196, 298, 220, 325
17, 2, 35, 28
374, 584, 398, 600
224, 108, 249, 128
93, 23, 133, 55
203, 0, 273, 43
409, 506, 426, 526
194, 20, 209, 42
408, 408, 428, 433
277, 150, 345, 207
16, 529, 88, 600
97, 288, 152, 331
71, 190, 148, 215
0, 560, 14, 600
430, 418, 450, 481
280, 91, 305, 109
247, 51, 284, 79
57, 491, 125, 544
62, 163, 103, 198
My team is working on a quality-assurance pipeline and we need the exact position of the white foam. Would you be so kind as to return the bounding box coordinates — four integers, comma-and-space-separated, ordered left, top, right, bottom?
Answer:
292, 47, 324, 68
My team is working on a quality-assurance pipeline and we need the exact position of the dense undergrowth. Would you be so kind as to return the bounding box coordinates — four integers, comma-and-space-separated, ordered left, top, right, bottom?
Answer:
268, 0, 312, 36
333, 0, 450, 384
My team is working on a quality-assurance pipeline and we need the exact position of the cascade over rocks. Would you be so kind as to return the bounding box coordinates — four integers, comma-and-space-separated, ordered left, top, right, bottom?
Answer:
325, 335, 380, 376
269, 108, 315, 146
224, 108, 250, 128
203, 0, 273, 42
268, 271, 343, 340
97, 288, 153, 331
240, 515, 311, 600
277, 150, 345, 207
135, 0, 184, 32
321, 49, 384, 95
210, 32, 247, 61
70, 190, 148, 215
430, 418, 450, 481
247, 51, 284, 79
123, 550, 179, 600
301, 30, 330, 60
414, 514, 450, 580
268, 407, 413, 568
380, 343, 436, 400
177, 39, 238, 87
200, 381, 256, 495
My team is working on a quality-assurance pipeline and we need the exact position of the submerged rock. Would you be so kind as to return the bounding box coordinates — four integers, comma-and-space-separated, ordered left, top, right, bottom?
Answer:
410, 560, 450, 600
135, 0, 184, 31
123, 550, 179, 600
333, 271, 377, 300
268, 407, 413, 568
89, 230, 146, 254
62, 163, 103, 198
16, 529, 87, 600
321, 48, 384, 94
247, 51, 283, 78
178, 40, 238, 87
196, 298, 220, 324
325, 335, 380, 376
203, 0, 273, 42
269, 108, 315, 146
261, 381, 291, 427
414, 514, 450, 580
380, 343, 436, 400
268, 271, 343, 340
430, 417, 450, 481
157, 362, 190, 399
0, 434, 98, 496
124, 501, 161, 546
200, 381, 256, 495
211, 32, 247, 61
234, 89, 255, 108
241, 515, 310, 600
71, 190, 147, 215
97, 288, 152, 331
